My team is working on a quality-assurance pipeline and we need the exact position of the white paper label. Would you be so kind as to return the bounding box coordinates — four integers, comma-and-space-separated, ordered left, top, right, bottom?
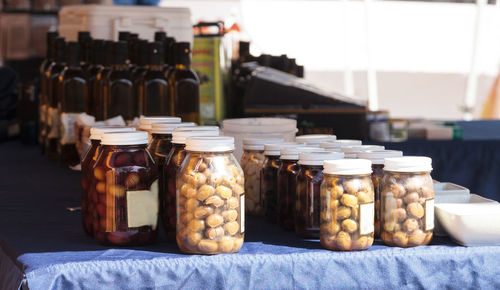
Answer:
240, 194, 245, 234
127, 180, 159, 229
425, 199, 434, 231
46, 107, 60, 138
359, 202, 375, 235
59, 112, 80, 145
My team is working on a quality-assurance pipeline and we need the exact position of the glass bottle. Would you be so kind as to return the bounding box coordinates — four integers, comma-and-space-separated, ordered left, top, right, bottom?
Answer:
94, 41, 113, 121
141, 42, 170, 116
131, 39, 148, 114
57, 41, 88, 167
138, 116, 181, 143
168, 42, 200, 123
39, 31, 58, 150
78, 31, 92, 71
86, 39, 104, 118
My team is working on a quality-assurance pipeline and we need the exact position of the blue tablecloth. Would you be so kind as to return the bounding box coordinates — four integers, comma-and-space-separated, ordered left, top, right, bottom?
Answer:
1, 141, 500, 289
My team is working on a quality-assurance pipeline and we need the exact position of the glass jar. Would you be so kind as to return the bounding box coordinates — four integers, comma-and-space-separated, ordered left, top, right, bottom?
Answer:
138, 116, 181, 142
92, 131, 159, 245
81, 126, 135, 236
240, 138, 283, 216
277, 146, 325, 231
341, 145, 385, 159
162, 127, 219, 240
357, 150, 403, 238
176, 136, 244, 254
295, 151, 344, 238
380, 157, 434, 247
261, 142, 303, 223
320, 159, 375, 251
295, 134, 336, 147
319, 140, 361, 152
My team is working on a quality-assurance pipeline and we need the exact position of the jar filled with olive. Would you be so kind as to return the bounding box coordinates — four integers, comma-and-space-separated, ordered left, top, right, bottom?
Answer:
176, 136, 244, 254
357, 150, 403, 238
241, 138, 283, 216
277, 146, 325, 230
139, 116, 181, 142
319, 140, 362, 152
320, 159, 375, 251
380, 157, 434, 247
295, 134, 336, 147
295, 151, 344, 238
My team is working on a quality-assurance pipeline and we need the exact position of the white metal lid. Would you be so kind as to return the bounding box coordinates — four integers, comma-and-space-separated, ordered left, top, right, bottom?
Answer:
172, 129, 219, 144
139, 116, 181, 130
151, 122, 196, 134
222, 118, 297, 133
89, 126, 136, 141
341, 145, 385, 154
323, 159, 373, 175
298, 151, 345, 166
357, 150, 403, 165
280, 146, 325, 160
384, 156, 433, 172
186, 136, 235, 152
295, 134, 337, 145
101, 131, 148, 145
174, 126, 219, 132
319, 139, 362, 149
263, 142, 304, 156
243, 138, 284, 151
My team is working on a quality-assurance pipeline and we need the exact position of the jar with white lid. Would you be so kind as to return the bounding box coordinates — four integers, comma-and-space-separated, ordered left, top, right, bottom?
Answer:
277, 146, 325, 230
261, 142, 304, 223
138, 116, 181, 142
380, 157, 434, 247
319, 140, 362, 152
176, 136, 245, 254
357, 150, 403, 238
81, 126, 136, 236
241, 138, 284, 216
295, 134, 337, 146
320, 159, 375, 251
149, 122, 196, 164
296, 151, 344, 238
341, 145, 385, 158
92, 131, 159, 245
162, 127, 220, 240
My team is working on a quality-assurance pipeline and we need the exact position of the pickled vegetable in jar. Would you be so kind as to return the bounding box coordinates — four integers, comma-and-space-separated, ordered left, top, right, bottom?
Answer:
261, 142, 303, 223
341, 145, 385, 159
162, 127, 219, 240
320, 159, 375, 251
81, 126, 135, 236
176, 136, 244, 254
357, 150, 402, 238
295, 134, 336, 147
319, 140, 362, 152
295, 151, 344, 239
92, 131, 159, 245
277, 146, 325, 231
241, 138, 284, 216
380, 157, 434, 247
139, 116, 181, 142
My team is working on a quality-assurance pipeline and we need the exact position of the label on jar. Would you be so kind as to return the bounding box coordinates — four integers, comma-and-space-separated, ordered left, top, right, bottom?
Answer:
425, 199, 434, 231
359, 202, 375, 235
126, 180, 159, 230
46, 107, 60, 138
59, 112, 80, 145
240, 194, 245, 234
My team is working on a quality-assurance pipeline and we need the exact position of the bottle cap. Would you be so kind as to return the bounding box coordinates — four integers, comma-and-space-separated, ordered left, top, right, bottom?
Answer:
172, 129, 219, 144
384, 156, 432, 172
139, 116, 181, 131
323, 159, 372, 175
319, 140, 362, 150
243, 138, 284, 151
186, 136, 234, 152
55, 37, 66, 63
66, 42, 80, 67
103, 41, 114, 66
155, 31, 167, 42
173, 42, 190, 66
263, 142, 304, 156
136, 40, 148, 66
118, 31, 130, 42
298, 151, 345, 166
91, 39, 104, 65
151, 122, 196, 134
148, 42, 164, 66
46, 31, 59, 60
78, 32, 92, 63
165, 37, 176, 65
341, 145, 385, 158
295, 134, 337, 146
90, 126, 136, 141
114, 41, 128, 65
101, 131, 148, 145
357, 150, 403, 165
280, 146, 325, 160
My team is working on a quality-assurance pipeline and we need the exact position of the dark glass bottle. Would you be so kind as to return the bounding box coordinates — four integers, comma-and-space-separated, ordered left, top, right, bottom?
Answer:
93, 41, 113, 121
141, 42, 169, 116
85, 39, 104, 117
78, 31, 92, 71
277, 159, 299, 230
58, 41, 88, 167
103, 41, 137, 122
39, 31, 58, 150
168, 42, 200, 122
45, 37, 66, 161
261, 155, 281, 223
295, 164, 323, 238
154, 31, 166, 43
131, 39, 148, 115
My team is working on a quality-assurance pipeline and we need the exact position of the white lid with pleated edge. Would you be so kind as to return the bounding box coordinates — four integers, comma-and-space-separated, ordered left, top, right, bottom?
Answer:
324, 159, 372, 175
357, 150, 403, 165
298, 151, 345, 166
319, 139, 362, 149
151, 122, 196, 134
101, 131, 148, 145
186, 136, 235, 152
89, 126, 136, 141
295, 134, 337, 145
243, 138, 284, 151
280, 146, 325, 160
341, 145, 385, 154
139, 116, 181, 130
172, 129, 219, 144
263, 142, 304, 156
384, 156, 433, 172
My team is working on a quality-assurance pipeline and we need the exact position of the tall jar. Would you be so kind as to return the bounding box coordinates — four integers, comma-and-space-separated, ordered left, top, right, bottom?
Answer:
162, 127, 219, 240
380, 157, 434, 247
81, 126, 135, 236
320, 159, 375, 251
261, 142, 303, 223
341, 145, 385, 159
295, 134, 336, 147
240, 138, 283, 216
139, 116, 181, 142
176, 136, 245, 254
357, 150, 403, 238
92, 131, 159, 245
319, 140, 362, 152
277, 146, 325, 230
296, 151, 344, 238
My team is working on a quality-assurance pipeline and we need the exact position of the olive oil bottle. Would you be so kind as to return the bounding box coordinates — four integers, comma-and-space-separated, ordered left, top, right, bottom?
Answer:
39, 31, 58, 151
131, 39, 148, 115
141, 41, 169, 116
93, 40, 113, 121
86, 39, 104, 118
78, 31, 92, 71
